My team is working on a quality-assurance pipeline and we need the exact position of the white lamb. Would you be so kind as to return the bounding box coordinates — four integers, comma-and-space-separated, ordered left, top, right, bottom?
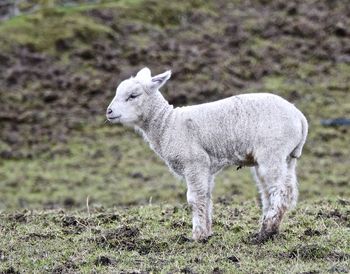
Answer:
106, 67, 308, 243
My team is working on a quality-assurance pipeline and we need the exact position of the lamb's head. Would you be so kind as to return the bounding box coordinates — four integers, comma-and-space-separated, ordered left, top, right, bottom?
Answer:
106, 67, 171, 125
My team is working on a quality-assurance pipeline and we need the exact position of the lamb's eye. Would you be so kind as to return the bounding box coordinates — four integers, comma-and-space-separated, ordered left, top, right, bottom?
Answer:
126, 93, 140, 101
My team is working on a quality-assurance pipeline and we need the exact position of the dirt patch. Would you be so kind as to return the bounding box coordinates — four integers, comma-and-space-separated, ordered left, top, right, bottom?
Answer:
303, 228, 322, 237
227, 255, 240, 264
180, 267, 194, 274
172, 234, 193, 245
212, 267, 224, 274
329, 265, 349, 273
338, 199, 350, 206
327, 252, 350, 261
137, 239, 169, 255
52, 260, 78, 274
59, 215, 90, 234
0, 267, 20, 274
97, 226, 140, 250
94, 255, 117, 266
96, 226, 170, 255
96, 213, 120, 224
171, 220, 190, 229
8, 212, 28, 223
23, 232, 57, 241
316, 209, 349, 225
288, 244, 331, 260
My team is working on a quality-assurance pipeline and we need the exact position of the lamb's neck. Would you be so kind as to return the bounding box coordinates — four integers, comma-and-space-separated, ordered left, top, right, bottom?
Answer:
136, 94, 174, 156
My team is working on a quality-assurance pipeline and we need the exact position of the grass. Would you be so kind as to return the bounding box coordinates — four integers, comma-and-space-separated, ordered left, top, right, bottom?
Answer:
0, 0, 212, 53
0, 199, 349, 273
0, 10, 112, 52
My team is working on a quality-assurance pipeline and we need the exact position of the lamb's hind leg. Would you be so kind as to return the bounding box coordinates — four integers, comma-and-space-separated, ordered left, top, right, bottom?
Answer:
251, 167, 270, 216
255, 159, 291, 242
286, 157, 298, 209
207, 175, 215, 235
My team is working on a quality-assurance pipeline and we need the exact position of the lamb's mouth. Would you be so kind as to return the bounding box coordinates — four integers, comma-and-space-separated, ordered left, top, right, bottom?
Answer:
107, 115, 121, 122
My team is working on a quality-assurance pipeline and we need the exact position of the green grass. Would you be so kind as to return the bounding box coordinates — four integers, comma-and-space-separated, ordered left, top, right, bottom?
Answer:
0, 0, 212, 53
0, 199, 349, 273
0, 10, 111, 52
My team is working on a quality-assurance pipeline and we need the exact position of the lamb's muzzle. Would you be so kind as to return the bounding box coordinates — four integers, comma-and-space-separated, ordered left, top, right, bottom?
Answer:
106, 67, 308, 243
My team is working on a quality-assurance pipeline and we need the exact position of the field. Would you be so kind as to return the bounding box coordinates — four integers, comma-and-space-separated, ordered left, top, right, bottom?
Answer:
0, 0, 349, 273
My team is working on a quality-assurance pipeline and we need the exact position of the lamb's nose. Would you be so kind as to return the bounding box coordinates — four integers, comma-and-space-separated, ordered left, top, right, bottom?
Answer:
107, 108, 113, 115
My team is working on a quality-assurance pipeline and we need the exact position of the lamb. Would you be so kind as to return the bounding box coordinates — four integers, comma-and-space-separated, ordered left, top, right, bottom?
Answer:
106, 67, 308, 243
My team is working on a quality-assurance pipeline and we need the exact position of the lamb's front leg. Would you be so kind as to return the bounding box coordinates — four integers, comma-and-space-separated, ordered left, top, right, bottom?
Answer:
185, 170, 213, 241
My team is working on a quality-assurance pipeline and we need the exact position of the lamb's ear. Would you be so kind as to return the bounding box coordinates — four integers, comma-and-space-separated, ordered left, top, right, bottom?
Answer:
135, 67, 151, 81
149, 70, 171, 91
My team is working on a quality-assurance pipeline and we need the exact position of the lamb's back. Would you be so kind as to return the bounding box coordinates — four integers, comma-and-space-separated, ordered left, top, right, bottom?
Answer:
178, 93, 300, 130
175, 93, 304, 159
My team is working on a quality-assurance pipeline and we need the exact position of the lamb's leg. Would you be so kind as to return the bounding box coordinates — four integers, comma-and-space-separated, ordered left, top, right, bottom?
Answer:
207, 175, 215, 235
255, 161, 290, 242
185, 170, 213, 241
251, 167, 270, 215
286, 157, 298, 209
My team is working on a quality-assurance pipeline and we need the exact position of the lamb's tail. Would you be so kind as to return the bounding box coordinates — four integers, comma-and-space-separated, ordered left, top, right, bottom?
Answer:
291, 114, 308, 158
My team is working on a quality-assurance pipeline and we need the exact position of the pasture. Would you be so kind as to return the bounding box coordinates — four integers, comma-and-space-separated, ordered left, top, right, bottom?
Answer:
0, 0, 349, 273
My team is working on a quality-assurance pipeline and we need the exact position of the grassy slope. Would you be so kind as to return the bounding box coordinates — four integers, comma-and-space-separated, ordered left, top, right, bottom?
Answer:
0, 0, 350, 273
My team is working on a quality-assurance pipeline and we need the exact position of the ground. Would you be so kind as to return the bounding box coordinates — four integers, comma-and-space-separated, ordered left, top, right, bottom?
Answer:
0, 0, 349, 273
0, 199, 349, 273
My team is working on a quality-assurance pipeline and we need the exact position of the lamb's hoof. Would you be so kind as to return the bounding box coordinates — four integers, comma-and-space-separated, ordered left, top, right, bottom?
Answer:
249, 230, 278, 244
192, 226, 211, 242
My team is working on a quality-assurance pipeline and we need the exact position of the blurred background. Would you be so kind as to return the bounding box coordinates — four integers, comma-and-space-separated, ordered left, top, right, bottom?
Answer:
0, 0, 349, 211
